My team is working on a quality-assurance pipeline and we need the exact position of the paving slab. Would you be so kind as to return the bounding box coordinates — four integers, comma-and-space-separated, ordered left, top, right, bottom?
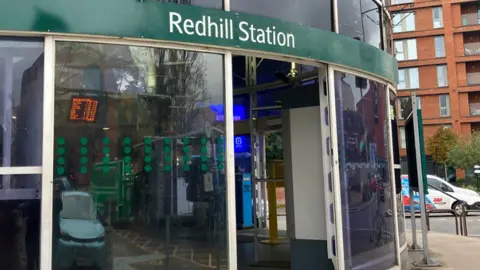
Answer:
407, 230, 480, 270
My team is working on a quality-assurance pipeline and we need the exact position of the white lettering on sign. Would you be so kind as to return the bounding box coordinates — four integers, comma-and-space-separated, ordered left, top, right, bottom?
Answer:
169, 12, 296, 48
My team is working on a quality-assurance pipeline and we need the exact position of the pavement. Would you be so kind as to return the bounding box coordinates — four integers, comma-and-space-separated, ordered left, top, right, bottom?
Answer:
407, 230, 480, 270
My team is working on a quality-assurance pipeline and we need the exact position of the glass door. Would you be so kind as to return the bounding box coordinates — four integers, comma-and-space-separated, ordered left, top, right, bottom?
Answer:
0, 38, 44, 270
50, 40, 229, 270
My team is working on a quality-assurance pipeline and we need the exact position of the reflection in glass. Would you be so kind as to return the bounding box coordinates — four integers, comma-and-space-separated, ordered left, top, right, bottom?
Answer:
53, 42, 226, 269
0, 174, 42, 270
156, 0, 222, 9
334, 72, 395, 269
0, 39, 44, 167
338, 0, 383, 48
231, 0, 332, 31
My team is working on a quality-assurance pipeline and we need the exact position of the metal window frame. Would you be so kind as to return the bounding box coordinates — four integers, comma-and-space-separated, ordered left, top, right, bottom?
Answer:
328, 65, 403, 269
439, 94, 451, 117
40, 35, 55, 270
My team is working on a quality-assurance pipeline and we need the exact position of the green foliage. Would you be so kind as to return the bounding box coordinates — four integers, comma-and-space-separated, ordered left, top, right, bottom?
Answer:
266, 132, 283, 160
427, 127, 457, 165
448, 132, 480, 170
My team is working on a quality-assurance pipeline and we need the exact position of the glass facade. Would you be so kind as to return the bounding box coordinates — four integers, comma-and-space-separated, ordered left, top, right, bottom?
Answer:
52, 42, 227, 269
0, 39, 44, 167
231, 0, 332, 31
0, 1, 402, 270
338, 0, 383, 49
334, 71, 396, 269
156, 0, 222, 9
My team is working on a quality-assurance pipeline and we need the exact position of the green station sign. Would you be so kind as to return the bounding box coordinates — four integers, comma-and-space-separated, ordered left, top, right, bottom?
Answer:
0, 0, 397, 82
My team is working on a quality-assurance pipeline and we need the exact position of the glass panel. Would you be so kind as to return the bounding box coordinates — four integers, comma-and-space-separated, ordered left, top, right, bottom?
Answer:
338, 0, 383, 48
52, 42, 227, 270
427, 176, 442, 190
231, 0, 332, 31
334, 72, 396, 269
0, 38, 44, 167
392, 0, 412, 4
440, 94, 450, 117
435, 36, 445, 58
437, 65, 448, 87
0, 174, 41, 270
409, 68, 419, 89
394, 41, 405, 61
155, 0, 222, 9
407, 39, 417, 60
433, 7, 443, 28
398, 69, 406, 90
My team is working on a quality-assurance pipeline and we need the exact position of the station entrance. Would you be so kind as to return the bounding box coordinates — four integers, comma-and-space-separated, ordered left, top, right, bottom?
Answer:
0, 38, 400, 270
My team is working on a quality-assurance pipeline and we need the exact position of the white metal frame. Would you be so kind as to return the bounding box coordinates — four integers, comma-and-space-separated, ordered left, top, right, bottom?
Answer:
327, 65, 346, 270
387, 86, 402, 267
0, 167, 42, 175
328, 66, 403, 270
40, 35, 56, 270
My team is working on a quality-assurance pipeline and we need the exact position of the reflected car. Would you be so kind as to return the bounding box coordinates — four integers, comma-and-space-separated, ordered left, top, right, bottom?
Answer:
402, 174, 480, 215
55, 191, 106, 269
54, 176, 73, 191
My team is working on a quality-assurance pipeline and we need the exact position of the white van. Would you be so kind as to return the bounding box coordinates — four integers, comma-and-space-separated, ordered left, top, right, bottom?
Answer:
402, 174, 480, 215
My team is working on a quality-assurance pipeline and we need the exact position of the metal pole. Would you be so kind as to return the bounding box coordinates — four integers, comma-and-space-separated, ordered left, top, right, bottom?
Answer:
408, 188, 420, 250
246, 56, 260, 263
412, 94, 440, 267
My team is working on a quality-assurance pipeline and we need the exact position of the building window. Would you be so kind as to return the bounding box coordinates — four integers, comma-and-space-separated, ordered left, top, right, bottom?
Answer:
398, 96, 417, 119
392, 0, 413, 4
398, 68, 419, 90
439, 94, 450, 117
400, 127, 406, 148
442, 124, 452, 129
433, 7, 443, 28
437, 65, 448, 87
393, 12, 415, 33
394, 39, 417, 61
398, 97, 408, 119
435, 36, 445, 58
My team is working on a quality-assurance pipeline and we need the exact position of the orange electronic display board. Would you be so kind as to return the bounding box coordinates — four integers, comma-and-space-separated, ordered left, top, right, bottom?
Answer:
69, 97, 99, 122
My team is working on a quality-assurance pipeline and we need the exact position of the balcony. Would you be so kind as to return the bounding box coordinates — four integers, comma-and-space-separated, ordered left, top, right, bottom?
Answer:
471, 103, 480, 116
467, 72, 480, 85
465, 42, 480, 56
462, 13, 480, 26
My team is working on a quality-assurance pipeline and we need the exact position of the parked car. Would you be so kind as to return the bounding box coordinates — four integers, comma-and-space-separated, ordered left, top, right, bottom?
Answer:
402, 174, 480, 215
55, 191, 106, 269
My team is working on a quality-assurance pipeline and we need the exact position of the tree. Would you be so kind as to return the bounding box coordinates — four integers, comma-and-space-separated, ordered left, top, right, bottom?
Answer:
448, 132, 480, 173
427, 127, 457, 178
266, 132, 283, 161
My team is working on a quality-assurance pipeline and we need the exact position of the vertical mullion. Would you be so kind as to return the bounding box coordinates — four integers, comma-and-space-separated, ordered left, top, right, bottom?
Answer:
40, 35, 55, 270
387, 88, 402, 267
327, 66, 345, 270
224, 51, 237, 270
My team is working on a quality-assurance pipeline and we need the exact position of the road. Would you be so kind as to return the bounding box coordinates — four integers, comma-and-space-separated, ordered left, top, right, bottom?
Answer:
405, 213, 480, 236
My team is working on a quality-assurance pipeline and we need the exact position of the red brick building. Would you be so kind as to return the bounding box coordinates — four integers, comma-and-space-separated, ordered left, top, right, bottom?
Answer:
388, 0, 480, 169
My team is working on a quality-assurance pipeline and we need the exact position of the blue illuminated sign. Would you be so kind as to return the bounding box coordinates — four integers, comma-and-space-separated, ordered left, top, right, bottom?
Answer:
201, 103, 247, 122
234, 135, 250, 153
